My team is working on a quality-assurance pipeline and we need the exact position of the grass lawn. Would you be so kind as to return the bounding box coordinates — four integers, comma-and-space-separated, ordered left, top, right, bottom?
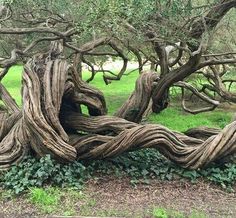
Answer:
2, 65, 233, 132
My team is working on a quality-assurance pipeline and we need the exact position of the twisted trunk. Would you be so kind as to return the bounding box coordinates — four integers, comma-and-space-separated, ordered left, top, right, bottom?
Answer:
0, 45, 236, 170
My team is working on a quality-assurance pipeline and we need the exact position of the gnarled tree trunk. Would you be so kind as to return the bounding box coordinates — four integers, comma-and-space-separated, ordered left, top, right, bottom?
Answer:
0, 43, 236, 170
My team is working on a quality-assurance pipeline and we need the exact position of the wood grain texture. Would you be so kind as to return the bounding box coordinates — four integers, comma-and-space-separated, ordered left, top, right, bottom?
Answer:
0, 42, 235, 170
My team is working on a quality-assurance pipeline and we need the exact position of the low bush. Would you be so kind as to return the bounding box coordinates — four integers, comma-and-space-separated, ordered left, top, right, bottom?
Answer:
1, 149, 236, 194
1, 155, 86, 194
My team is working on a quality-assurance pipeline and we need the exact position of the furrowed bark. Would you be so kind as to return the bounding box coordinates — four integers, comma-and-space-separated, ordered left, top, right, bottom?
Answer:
0, 113, 29, 169
115, 71, 159, 123
22, 58, 77, 161
65, 114, 236, 169
0, 42, 236, 170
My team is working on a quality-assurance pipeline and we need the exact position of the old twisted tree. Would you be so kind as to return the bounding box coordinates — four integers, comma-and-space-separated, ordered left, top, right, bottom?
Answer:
0, 0, 236, 170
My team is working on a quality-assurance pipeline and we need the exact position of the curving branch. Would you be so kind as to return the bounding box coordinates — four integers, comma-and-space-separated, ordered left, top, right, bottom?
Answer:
102, 42, 128, 84
199, 57, 236, 68
175, 81, 220, 114
64, 37, 111, 54
190, 0, 236, 40
184, 127, 220, 140
0, 5, 12, 22
201, 65, 236, 103
0, 27, 76, 37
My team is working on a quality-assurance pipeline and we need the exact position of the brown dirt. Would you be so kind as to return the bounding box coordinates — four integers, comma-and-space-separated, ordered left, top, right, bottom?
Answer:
84, 177, 236, 218
0, 177, 236, 218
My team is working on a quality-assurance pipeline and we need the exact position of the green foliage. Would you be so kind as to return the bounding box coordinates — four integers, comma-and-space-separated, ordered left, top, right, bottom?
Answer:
200, 163, 236, 190
86, 148, 236, 189
1, 155, 86, 194
1, 149, 236, 194
4, 0, 227, 59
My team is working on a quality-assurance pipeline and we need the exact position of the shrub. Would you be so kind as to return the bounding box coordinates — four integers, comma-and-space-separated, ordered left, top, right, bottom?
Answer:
1, 149, 236, 194
1, 155, 87, 194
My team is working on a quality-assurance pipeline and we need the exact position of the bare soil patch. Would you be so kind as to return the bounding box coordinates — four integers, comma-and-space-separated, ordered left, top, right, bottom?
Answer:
0, 177, 236, 217
84, 177, 236, 218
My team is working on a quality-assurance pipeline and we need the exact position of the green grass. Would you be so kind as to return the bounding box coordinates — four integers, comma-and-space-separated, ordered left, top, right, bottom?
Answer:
28, 187, 85, 215
29, 187, 60, 214
2, 66, 233, 132
82, 71, 139, 114
152, 207, 207, 218
147, 107, 232, 132
2, 66, 138, 114
27, 187, 132, 217
2, 65, 23, 106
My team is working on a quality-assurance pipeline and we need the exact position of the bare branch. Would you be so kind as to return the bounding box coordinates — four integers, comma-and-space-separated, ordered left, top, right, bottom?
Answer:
0, 27, 76, 37
103, 41, 128, 84
199, 58, 236, 68
64, 37, 111, 54
175, 81, 219, 114
202, 52, 236, 57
